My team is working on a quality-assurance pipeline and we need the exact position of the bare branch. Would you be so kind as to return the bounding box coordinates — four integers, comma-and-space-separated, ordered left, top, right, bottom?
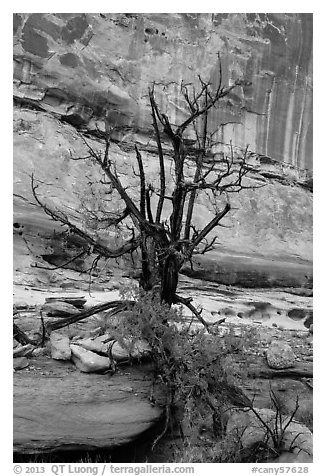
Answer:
31, 248, 89, 271
103, 132, 111, 168
135, 144, 146, 218
176, 79, 247, 138
146, 187, 154, 223
193, 235, 219, 255
88, 254, 101, 295
13, 323, 38, 345
189, 201, 231, 254
31, 174, 142, 259
183, 91, 209, 241
46, 300, 135, 332
174, 294, 209, 330
149, 87, 166, 223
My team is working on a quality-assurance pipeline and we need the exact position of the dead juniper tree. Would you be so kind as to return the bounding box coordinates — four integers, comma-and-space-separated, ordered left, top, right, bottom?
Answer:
31, 64, 260, 330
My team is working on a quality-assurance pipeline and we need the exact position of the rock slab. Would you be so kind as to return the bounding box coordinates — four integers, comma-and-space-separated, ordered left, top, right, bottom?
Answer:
13, 359, 162, 454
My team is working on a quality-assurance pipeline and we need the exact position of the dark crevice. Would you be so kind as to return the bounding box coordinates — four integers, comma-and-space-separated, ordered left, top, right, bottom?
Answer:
14, 416, 166, 463
14, 96, 47, 113
259, 171, 313, 192
60, 114, 87, 128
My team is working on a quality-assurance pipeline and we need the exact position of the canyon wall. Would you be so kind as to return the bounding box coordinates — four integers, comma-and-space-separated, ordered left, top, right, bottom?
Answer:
13, 13, 313, 287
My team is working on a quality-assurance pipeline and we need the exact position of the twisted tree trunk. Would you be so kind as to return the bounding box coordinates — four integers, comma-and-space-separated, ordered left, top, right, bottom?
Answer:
139, 236, 160, 292
160, 253, 182, 305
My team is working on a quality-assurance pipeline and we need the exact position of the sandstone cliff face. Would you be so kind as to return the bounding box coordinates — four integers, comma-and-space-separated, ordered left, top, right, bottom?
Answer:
14, 13, 312, 168
13, 13, 313, 287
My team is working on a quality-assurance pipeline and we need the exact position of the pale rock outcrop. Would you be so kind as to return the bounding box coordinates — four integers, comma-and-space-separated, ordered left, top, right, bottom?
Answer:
266, 340, 296, 369
70, 343, 112, 373
50, 332, 71, 360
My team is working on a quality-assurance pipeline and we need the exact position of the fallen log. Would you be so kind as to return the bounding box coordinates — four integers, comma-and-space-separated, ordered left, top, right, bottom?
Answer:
46, 300, 135, 332
248, 362, 313, 380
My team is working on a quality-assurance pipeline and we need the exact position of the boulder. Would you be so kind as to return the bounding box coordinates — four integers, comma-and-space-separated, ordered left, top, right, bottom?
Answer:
70, 344, 112, 373
50, 332, 71, 360
266, 340, 296, 369
226, 407, 313, 457
42, 301, 80, 317
110, 341, 131, 362
13, 357, 30, 370
74, 337, 110, 355
13, 343, 35, 358
111, 339, 151, 362
32, 347, 48, 357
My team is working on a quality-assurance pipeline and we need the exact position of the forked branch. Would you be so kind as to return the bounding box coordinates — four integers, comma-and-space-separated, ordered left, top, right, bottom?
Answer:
31, 174, 142, 259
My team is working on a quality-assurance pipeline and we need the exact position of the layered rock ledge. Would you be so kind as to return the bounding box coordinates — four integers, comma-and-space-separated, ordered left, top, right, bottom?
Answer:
14, 358, 162, 454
